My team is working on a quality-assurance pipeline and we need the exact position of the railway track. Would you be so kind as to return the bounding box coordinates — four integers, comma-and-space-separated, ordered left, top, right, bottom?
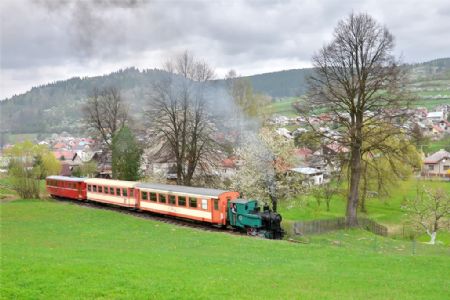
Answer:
55, 197, 248, 237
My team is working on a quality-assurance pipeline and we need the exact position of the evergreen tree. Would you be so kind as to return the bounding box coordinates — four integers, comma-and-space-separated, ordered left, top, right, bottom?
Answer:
111, 126, 142, 181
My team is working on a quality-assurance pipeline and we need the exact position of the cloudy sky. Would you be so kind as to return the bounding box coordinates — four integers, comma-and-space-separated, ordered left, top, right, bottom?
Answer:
1, 0, 450, 99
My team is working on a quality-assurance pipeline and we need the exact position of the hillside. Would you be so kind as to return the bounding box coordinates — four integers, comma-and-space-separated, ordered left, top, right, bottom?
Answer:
1, 58, 449, 135
2, 199, 449, 299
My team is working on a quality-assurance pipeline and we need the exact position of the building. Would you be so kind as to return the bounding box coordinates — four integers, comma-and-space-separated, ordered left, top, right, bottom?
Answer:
294, 147, 313, 162
438, 120, 450, 133
422, 149, 450, 178
290, 167, 324, 185
427, 111, 446, 122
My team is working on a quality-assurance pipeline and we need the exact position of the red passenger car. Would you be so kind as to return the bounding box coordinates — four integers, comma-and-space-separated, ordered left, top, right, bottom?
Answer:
46, 175, 86, 201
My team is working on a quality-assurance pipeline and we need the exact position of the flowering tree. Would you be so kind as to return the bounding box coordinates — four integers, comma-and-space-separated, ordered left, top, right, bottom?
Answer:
231, 128, 303, 210
403, 186, 449, 244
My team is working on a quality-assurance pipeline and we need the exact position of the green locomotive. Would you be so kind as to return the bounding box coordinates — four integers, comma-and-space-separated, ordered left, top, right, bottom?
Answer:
228, 199, 283, 239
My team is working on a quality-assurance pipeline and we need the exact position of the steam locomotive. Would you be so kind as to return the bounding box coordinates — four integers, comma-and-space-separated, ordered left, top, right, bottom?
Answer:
46, 176, 284, 239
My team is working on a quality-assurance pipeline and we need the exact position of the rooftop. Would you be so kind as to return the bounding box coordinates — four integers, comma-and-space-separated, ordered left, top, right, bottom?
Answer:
136, 182, 232, 198
427, 111, 444, 118
424, 149, 450, 164
290, 167, 323, 175
46, 175, 85, 182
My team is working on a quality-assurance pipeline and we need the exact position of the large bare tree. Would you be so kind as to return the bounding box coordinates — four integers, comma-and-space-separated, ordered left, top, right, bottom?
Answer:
148, 51, 218, 186
83, 87, 129, 148
305, 13, 410, 225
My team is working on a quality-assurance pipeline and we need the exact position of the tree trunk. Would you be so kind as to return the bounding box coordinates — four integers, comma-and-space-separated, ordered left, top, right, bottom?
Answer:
346, 143, 362, 226
427, 230, 436, 245
360, 161, 368, 213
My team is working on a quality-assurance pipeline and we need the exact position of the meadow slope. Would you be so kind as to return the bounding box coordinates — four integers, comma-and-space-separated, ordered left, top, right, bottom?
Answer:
1, 199, 449, 299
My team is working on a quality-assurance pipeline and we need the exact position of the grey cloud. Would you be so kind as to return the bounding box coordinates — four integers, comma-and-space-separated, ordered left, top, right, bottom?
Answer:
1, 0, 450, 99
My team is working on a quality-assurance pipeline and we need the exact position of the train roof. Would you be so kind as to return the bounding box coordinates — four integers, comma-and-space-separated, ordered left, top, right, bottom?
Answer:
84, 178, 138, 188
46, 175, 85, 182
230, 199, 255, 204
136, 182, 232, 198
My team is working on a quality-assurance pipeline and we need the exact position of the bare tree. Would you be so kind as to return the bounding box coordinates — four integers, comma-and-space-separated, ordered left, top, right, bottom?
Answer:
403, 186, 449, 244
304, 13, 411, 225
148, 51, 218, 186
83, 87, 129, 148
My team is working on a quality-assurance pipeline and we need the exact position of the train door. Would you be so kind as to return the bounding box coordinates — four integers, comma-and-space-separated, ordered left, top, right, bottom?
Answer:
77, 183, 82, 200
211, 198, 221, 224
129, 188, 135, 207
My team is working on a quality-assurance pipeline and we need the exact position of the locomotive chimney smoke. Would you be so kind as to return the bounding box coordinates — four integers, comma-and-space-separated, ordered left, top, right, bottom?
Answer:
34, 0, 148, 58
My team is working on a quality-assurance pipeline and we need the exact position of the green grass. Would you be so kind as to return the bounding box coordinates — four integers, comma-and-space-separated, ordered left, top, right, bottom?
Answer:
413, 98, 450, 109
2, 199, 449, 299
264, 97, 299, 117
425, 136, 450, 153
4, 133, 38, 144
279, 179, 450, 236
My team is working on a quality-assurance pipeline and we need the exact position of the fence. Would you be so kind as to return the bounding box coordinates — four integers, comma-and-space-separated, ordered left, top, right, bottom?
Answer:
293, 217, 388, 237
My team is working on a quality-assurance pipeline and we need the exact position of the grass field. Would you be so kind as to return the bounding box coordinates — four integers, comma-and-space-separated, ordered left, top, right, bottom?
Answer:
264, 98, 299, 117
2, 198, 449, 299
263, 91, 449, 118
278, 179, 450, 243
425, 136, 450, 153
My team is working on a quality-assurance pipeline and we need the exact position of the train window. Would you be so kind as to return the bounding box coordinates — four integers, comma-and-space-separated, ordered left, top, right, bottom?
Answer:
93, 185, 97, 192
150, 193, 157, 202
98, 186, 103, 193
178, 196, 186, 206
116, 188, 120, 195
159, 194, 167, 203
88, 185, 91, 192
142, 191, 148, 200
169, 195, 176, 205
110, 187, 114, 194
123, 189, 128, 197
201, 199, 208, 210
214, 199, 219, 210
105, 186, 109, 194
130, 189, 134, 197
189, 197, 197, 208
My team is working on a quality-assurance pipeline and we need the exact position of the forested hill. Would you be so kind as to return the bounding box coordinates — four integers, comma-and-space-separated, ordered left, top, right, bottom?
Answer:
240, 68, 313, 98
0, 66, 314, 134
1, 58, 449, 134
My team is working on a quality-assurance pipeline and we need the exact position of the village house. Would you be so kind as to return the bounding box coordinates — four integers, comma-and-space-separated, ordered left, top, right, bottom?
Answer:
427, 111, 447, 123
276, 127, 293, 139
218, 158, 238, 178
289, 167, 324, 186
438, 119, 450, 133
71, 151, 101, 167
294, 147, 313, 162
422, 149, 450, 178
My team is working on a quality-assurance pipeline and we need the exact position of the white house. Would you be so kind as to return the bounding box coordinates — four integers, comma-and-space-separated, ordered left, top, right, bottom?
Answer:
290, 167, 324, 185
423, 149, 450, 178
276, 127, 293, 139
427, 111, 446, 122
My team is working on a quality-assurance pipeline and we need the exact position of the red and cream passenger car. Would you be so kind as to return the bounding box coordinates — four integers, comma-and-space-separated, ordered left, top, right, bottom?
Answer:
84, 178, 138, 208
46, 175, 86, 200
135, 183, 239, 225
